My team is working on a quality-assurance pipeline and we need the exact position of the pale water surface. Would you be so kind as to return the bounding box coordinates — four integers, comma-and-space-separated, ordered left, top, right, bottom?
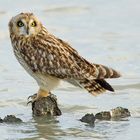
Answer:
0, 0, 140, 140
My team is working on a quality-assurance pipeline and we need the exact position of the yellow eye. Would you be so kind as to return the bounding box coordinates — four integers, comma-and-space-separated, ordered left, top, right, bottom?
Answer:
31, 21, 36, 27
17, 21, 24, 27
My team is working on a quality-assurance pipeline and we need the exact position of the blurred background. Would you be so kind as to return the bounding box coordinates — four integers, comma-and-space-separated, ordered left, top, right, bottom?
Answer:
0, 0, 140, 139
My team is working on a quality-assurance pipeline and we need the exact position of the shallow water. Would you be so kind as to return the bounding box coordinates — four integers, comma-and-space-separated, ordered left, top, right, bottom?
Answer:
0, 0, 140, 139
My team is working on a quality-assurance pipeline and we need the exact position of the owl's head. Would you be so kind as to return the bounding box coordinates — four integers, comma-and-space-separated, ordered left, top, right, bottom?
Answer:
9, 13, 42, 37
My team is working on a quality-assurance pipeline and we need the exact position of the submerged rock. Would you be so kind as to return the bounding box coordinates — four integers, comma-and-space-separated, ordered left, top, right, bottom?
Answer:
80, 113, 95, 125
95, 111, 111, 120
95, 107, 131, 120
110, 107, 131, 118
0, 117, 3, 123
32, 94, 62, 116
80, 107, 131, 124
0, 115, 23, 123
3, 115, 22, 123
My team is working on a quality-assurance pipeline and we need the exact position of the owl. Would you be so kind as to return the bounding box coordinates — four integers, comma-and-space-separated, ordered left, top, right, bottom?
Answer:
9, 13, 121, 104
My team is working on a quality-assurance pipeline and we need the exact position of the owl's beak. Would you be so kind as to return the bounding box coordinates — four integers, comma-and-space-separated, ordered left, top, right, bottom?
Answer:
26, 26, 29, 35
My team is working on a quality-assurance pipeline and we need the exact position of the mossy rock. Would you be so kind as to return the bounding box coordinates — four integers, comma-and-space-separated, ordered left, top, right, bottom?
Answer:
3, 115, 22, 123
95, 111, 111, 120
110, 107, 131, 118
32, 94, 62, 116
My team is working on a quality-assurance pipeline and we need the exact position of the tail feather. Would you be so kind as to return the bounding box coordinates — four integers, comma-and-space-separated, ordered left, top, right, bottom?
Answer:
67, 62, 120, 96
94, 64, 121, 79
79, 79, 114, 96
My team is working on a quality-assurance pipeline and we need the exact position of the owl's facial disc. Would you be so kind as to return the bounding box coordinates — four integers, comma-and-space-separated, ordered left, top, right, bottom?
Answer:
9, 13, 42, 37
17, 19, 36, 37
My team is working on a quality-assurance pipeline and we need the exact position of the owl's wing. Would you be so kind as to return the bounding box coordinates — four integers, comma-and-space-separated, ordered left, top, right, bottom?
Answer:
34, 37, 98, 80
21, 35, 120, 80
57, 38, 78, 54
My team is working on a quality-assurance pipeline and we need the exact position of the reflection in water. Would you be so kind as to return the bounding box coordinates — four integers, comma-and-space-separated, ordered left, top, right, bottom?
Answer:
95, 120, 130, 139
32, 113, 130, 140
33, 116, 64, 140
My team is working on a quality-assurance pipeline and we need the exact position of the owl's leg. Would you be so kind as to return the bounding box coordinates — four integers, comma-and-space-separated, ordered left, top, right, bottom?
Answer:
27, 88, 50, 104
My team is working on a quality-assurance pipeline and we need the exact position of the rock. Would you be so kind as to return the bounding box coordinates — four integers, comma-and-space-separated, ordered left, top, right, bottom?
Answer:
110, 107, 131, 118
3, 115, 22, 123
95, 107, 130, 121
32, 94, 62, 116
81, 107, 131, 124
0, 117, 3, 123
80, 113, 95, 125
95, 111, 111, 120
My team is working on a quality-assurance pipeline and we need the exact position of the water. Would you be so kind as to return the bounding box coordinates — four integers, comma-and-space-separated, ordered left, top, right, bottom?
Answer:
0, 0, 140, 139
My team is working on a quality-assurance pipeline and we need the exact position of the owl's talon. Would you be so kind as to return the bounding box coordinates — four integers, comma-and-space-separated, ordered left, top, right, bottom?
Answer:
27, 98, 37, 105
27, 94, 37, 100
27, 100, 33, 105
27, 96, 32, 100
49, 94, 57, 100
27, 94, 37, 105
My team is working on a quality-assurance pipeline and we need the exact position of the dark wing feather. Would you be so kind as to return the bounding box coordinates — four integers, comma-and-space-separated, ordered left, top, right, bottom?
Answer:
79, 79, 114, 96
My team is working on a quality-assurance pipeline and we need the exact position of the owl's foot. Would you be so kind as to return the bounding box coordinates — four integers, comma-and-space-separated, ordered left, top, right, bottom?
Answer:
27, 94, 37, 105
27, 89, 50, 105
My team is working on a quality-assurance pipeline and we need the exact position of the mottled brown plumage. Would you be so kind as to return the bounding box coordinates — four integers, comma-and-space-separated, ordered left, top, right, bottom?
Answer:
9, 13, 121, 102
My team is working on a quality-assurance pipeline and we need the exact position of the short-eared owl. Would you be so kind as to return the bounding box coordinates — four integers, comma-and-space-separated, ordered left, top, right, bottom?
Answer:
9, 13, 121, 103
